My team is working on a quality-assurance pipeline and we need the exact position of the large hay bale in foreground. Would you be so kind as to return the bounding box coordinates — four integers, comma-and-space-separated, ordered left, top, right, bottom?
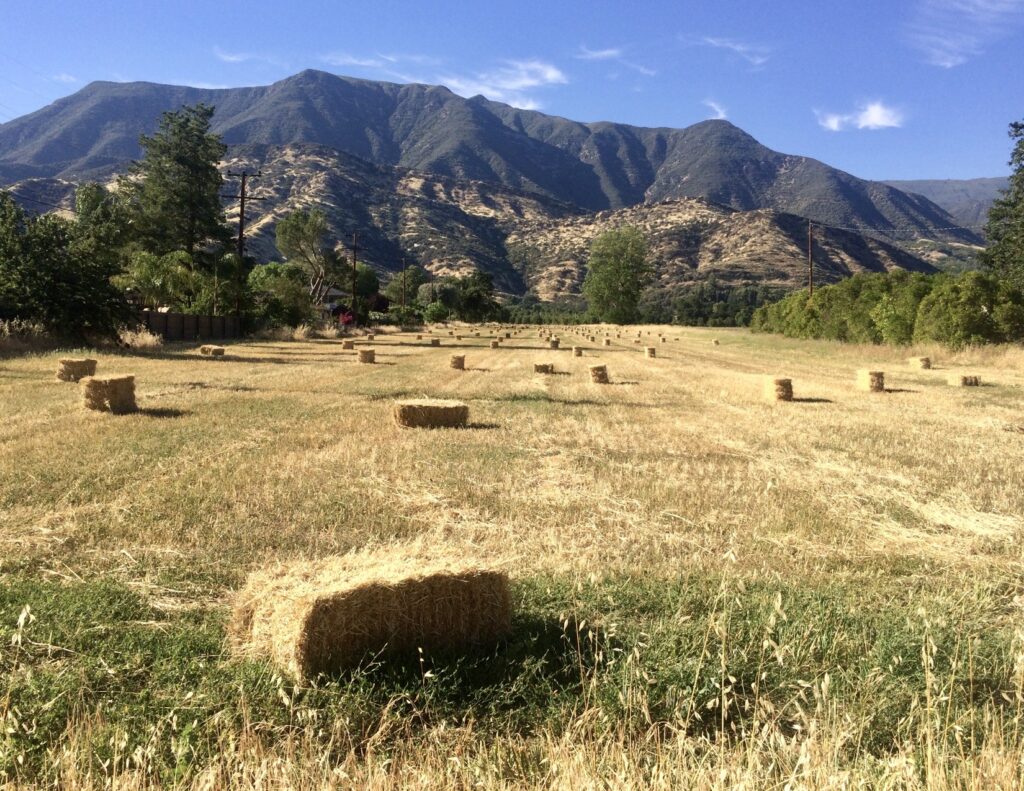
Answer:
81, 375, 137, 414
909, 356, 931, 370
230, 553, 511, 679
763, 376, 794, 402
342, 340, 355, 350
394, 399, 469, 428
857, 369, 885, 392
56, 358, 97, 382
950, 374, 981, 387
534, 363, 555, 374
450, 354, 465, 370
357, 349, 376, 364
200, 344, 225, 357
589, 364, 609, 384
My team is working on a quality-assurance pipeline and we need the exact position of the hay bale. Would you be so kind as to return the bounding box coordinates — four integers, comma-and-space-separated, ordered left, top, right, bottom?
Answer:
908, 356, 931, 370
549, 338, 560, 349
342, 340, 355, 350
603, 338, 611, 346
504, 332, 511, 339
81, 375, 137, 414
763, 376, 793, 402
200, 344, 225, 356
416, 334, 423, 340
431, 338, 441, 347
229, 552, 511, 679
950, 374, 981, 387
56, 358, 97, 382
534, 363, 555, 374
661, 337, 667, 343
367, 333, 376, 341
857, 370, 885, 392
589, 364, 609, 384
455, 334, 463, 341
644, 347, 656, 359
394, 398, 470, 428
712, 339, 720, 346
450, 354, 465, 370
572, 346, 583, 357
357, 349, 376, 364
490, 340, 500, 349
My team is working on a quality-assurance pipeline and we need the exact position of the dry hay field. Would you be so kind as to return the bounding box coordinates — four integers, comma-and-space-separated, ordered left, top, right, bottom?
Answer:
2, 325, 1024, 789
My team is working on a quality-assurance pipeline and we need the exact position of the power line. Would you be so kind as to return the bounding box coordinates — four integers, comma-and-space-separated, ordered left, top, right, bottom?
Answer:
2, 188, 77, 214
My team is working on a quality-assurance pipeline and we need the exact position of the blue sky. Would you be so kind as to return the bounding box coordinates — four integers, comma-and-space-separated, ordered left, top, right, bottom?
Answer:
1, 0, 1021, 180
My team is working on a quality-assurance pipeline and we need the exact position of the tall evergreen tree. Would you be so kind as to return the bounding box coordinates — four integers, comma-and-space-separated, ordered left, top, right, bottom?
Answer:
982, 119, 1024, 288
122, 103, 229, 264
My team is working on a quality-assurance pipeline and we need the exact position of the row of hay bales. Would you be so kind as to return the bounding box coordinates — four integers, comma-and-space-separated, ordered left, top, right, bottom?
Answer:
764, 366, 982, 402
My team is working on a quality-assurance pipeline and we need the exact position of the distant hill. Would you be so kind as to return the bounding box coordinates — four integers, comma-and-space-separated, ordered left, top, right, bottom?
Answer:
0, 70, 978, 245
884, 177, 1008, 229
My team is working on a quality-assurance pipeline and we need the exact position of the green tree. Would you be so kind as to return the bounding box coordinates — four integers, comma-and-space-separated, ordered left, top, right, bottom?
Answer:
122, 104, 229, 263
383, 264, 429, 306
454, 270, 499, 321
582, 226, 651, 323
248, 262, 313, 327
982, 119, 1024, 288
275, 209, 346, 306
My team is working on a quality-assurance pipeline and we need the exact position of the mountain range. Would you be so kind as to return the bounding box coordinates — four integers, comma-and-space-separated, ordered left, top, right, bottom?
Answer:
0, 69, 990, 297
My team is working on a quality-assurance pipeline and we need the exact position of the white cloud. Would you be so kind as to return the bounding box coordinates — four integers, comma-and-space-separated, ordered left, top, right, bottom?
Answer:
321, 52, 386, 69
439, 60, 567, 108
576, 45, 622, 60
701, 36, 770, 66
51, 73, 78, 84
703, 99, 727, 120
214, 46, 286, 67
816, 101, 904, 131
908, 0, 1024, 67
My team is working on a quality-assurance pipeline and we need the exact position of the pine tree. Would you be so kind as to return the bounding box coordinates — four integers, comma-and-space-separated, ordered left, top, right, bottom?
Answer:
982, 119, 1024, 288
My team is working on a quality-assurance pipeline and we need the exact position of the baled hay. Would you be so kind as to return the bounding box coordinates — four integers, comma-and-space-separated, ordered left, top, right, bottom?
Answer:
393, 398, 469, 428
589, 364, 609, 384
504, 332, 511, 339
572, 346, 583, 357
474, 332, 480, 337
909, 356, 931, 370
763, 376, 794, 402
534, 363, 555, 374
229, 553, 511, 679
416, 334, 423, 340
56, 358, 97, 382
857, 369, 885, 393
450, 354, 465, 370
644, 347, 656, 358
367, 333, 376, 341
357, 349, 376, 364
200, 344, 225, 356
342, 340, 355, 350
712, 339, 720, 346
603, 338, 611, 346
548, 338, 560, 349
490, 340, 500, 348
455, 334, 463, 340
81, 375, 137, 414
661, 337, 667, 343
950, 374, 982, 387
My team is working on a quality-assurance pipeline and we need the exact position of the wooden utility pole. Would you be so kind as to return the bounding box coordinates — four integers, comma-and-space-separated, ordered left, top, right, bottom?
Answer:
401, 258, 407, 311
225, 170, 264, 314
807, 220, 814, 296
350, 232, 360, 324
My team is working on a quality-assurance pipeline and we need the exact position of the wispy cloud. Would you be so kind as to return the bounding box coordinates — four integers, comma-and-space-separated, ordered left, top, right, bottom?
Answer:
51, 73, 78, 84
701, 36, 771, 66
320, 52, 387, 69
439, 60, 568, 109
816, 101, 904, 131
703, 99, 727, 120
576, 45, 623, 60
908, 0, 1024, 67
214, 46, 286, 68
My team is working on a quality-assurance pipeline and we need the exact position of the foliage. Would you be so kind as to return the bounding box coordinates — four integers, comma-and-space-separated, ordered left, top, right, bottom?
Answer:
638, 281, 785, 327
422, 301, 451, 322
913, 271, 1024, 347
247, 263, 314, 328
383, 265, 429, 306
582, 226, 652, 324
275, 209, 347, 307
982, 119, 1024, 288
120, 104, 229, 263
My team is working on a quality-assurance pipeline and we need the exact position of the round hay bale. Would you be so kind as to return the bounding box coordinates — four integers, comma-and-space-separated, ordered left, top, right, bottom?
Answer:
763, 376, 793, 402
81, 375, 136, 414
950, 374, 981, 387
644, 347, 656, 359
357, 349, 376, 364
394, 398, 469, 429
342, 340, 355, 350
490, 340, 499, 349
534, 363, 555, 374
450, 354, 465, 370
549, 338, 560, 349
431, 338, 441, 347
57, 358, 97, 382
857, 369, 885, 392
909, 356, 931, 370
572, 346, 583, 357
589, 364, 609, 384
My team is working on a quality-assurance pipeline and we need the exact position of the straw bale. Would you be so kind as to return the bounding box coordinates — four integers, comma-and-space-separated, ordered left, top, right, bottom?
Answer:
394, 398, 469, 428
909, 356, 931, 370
857, 369, 885, 392
712, 339, 720, 346
549, 338, 560, 349
431, 338, 441, 347
80, 375, 137, 414
534, 363, 555, 374
490, 340, 499, 348
589, 364, 609, 384
603, 338, 611, 346
342, 340, 355, 350
644, 347, 656, 358
455, 335, 463, 340
416, 334, 423, 340
572, 346, 583, 357
200, 345, 225, 356
661, 337, 667, 343
950, 374, 981, 387
450, 354, 465, 370
56, 358, 96, 382
230, 552, 511, 679
763, 376, 793, 402
358, 349, 376, 364
367, 333, 376, 341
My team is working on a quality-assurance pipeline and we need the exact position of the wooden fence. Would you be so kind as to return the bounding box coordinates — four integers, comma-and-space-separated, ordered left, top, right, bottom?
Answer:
140, 311, 242, 342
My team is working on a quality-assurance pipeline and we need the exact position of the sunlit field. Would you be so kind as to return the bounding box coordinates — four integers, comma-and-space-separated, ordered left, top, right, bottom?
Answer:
2, 325, 1023, 789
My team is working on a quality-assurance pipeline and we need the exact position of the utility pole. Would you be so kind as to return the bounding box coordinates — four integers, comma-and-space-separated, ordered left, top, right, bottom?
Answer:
225, 170, 264, 314
401, 257, 407, 312
807, 220, 814, 296
350, 232, 360, 325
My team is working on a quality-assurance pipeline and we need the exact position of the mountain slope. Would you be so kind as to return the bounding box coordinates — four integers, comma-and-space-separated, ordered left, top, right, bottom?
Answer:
884, 177, 1008, 228
0, 70, 978, 243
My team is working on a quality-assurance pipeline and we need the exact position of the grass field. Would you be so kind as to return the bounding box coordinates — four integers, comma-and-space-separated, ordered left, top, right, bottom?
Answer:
2, 326, 1023, 789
